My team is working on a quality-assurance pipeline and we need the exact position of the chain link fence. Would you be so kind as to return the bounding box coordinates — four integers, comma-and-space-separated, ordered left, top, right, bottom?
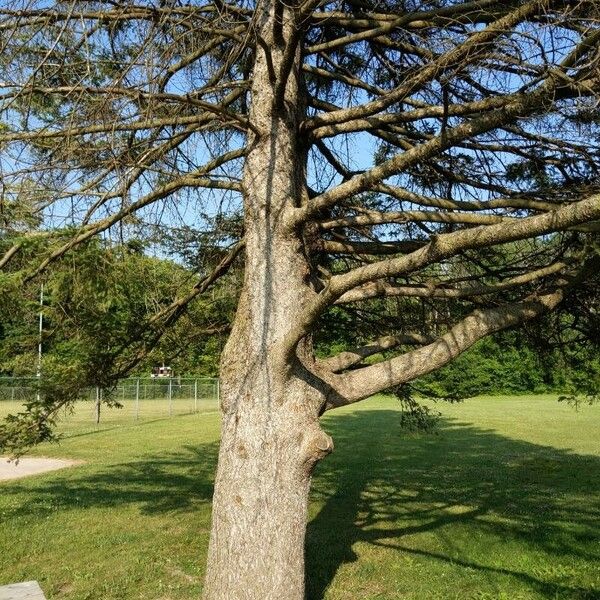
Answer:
0, 377, 220, 430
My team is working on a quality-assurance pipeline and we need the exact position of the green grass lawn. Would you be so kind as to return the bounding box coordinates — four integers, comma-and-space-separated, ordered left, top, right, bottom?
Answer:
1, 395, 598, 599
0, 397, 219, 435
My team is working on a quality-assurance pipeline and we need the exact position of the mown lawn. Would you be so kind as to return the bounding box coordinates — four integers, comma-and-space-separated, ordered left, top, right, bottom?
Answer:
0, 395, 598, 599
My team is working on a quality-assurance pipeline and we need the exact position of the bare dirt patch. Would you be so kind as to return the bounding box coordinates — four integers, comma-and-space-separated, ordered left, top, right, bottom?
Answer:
0, 457, 81, 482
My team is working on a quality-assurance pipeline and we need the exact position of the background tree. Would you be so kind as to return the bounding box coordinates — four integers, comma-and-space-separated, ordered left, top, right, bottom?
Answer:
0, 233, 235, 450
1, 1, 600, 598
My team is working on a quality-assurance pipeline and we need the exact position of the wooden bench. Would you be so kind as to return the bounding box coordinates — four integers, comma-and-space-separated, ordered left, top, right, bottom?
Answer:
0, 582, 46, 600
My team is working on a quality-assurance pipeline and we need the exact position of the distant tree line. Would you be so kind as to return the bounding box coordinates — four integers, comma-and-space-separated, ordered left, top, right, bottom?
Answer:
0, 236, 236, 390
2, 234, 596, 402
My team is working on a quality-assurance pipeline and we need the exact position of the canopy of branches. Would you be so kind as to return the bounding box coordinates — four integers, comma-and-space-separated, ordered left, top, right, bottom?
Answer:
1, 0, 599, 449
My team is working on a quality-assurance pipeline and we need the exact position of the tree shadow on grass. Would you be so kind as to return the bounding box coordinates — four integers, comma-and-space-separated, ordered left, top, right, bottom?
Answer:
0, 442, 220, 517
306, 409, 600, 600
1, 408, 599, 599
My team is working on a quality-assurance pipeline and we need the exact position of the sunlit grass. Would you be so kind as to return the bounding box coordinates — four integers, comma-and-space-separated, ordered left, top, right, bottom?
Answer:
1, 395, 598, 599
0, 396, 219, 436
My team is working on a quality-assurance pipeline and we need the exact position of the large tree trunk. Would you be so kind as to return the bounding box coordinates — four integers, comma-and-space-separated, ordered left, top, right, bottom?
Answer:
203, 4, 333, 598
203, 352, 332, 599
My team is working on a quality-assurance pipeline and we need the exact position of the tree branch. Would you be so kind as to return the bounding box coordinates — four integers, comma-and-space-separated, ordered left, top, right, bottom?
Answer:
334, 260, 571, 303
326, 285, 567, 407
303, 0, 551, 131
318, 333, 436, 373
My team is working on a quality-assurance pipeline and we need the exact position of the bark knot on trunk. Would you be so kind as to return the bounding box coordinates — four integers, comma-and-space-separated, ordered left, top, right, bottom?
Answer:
300, 422, 334, 475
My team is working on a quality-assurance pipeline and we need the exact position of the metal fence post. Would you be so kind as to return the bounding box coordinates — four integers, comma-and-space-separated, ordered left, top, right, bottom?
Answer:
95, 387, 101, 424
135, 378, 140, 421
0, 376, 222, 425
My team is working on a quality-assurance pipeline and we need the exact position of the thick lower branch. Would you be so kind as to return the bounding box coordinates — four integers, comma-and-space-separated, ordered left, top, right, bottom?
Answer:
326, 286, 566, 407
319, 333, 435, 373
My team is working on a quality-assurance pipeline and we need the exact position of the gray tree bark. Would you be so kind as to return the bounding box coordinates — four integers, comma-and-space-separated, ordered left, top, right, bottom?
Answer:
203, 4, 333, 598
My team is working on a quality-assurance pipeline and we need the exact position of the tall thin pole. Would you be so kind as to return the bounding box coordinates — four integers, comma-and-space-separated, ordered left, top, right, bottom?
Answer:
135, 378, 140, 421
36, 283, 44, 403
194, 379, 198, 413
95, 387, 101, 425
168, 378, 173, 417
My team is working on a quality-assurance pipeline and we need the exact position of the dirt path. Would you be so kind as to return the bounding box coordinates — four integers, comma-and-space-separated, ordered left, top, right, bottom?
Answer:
0, 457, 81, 481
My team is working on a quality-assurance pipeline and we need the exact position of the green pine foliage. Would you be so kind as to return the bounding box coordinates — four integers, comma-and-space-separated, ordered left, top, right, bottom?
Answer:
415, 334, 549, 400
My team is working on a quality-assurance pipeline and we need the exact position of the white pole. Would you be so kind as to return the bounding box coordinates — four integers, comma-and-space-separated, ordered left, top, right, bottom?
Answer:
194, 379, 198, 413
36, 283, 44, 402
168, 378, 173, 417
